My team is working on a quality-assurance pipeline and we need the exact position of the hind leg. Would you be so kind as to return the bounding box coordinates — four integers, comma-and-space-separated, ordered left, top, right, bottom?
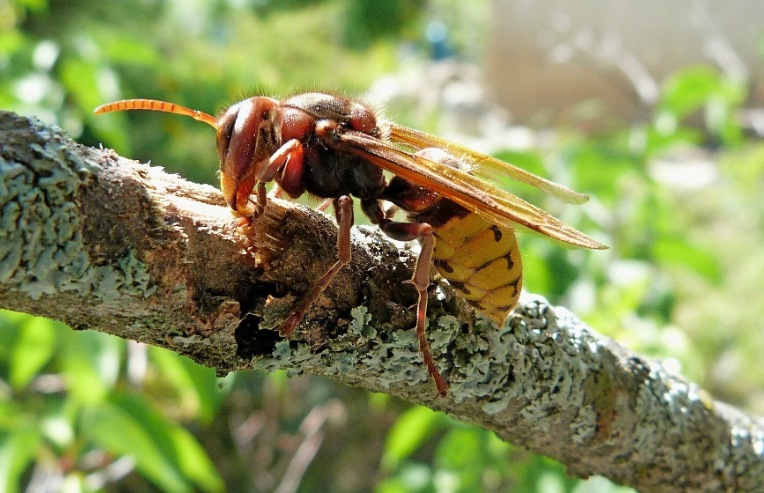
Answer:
362, 198, 448, 397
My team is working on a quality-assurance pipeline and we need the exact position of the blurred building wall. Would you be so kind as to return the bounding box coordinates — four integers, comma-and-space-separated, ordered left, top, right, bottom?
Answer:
486, 0, 764, 122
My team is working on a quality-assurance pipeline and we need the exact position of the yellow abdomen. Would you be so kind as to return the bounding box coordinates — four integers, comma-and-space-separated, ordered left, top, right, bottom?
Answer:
432, 212, 522, 325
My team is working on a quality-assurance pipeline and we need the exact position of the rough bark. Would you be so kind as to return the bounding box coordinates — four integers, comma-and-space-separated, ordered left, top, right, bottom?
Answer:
1, 111, 763, 493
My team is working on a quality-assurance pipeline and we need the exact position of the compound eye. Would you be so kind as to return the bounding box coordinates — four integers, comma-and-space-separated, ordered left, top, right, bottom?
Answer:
216, 106, 238, 165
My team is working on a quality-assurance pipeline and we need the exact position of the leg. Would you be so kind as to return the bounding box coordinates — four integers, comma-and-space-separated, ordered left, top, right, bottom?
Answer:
230, 139, 303, 224
367, 199, 448, 397
278, 195, 354, 337
255, 139, 302, 182
253, 181, 268, 218
234, 182, 269, 228
316, 198, 333, 212
255, 138, 306, 198
269, 184, 284, 199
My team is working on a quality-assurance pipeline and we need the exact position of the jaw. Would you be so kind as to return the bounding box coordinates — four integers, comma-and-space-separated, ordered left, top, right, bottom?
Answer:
220, 172, 255, 216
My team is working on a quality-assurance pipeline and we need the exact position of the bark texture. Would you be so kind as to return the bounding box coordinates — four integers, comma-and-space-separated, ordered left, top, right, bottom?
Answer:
1, 111, 763, 493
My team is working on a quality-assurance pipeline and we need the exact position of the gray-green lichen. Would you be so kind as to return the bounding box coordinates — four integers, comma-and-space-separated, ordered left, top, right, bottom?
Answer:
0, 116, 155, 302
250, 291, 604, 421
349, 305, 375, 337
245, 290, 764, 491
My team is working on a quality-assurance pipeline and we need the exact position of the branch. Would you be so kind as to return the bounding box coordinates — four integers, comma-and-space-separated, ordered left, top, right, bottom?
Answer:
1, 111, 762, 493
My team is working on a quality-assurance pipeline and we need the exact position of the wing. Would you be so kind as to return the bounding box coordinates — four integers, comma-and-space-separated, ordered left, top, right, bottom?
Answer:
333, 130, 607, 250
384, 122, 589, 205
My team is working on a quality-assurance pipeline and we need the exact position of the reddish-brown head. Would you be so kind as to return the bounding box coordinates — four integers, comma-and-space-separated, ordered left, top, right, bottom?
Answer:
93, 96, 277, 214
214, 97, 278, 213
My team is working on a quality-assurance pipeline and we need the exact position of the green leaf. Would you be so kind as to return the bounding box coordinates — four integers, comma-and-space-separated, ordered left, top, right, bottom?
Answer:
0, 401, 24, 430
60, 57, 102, 115
110, 393, 223, 493
0, 427, 41, 493
149, 347, 223, 423
61, 330, 122, 403
0, 311, 37, 367
82, 401, 190, 493
374, 479, 410, 493
59, 55, 130, 153
515, 248, 551, 296
435, 428, 481, 469
168, 426, 224, 493
565, 138, 641, 203
382, 406, 442, 470
660, 66, 721, 119
645, 125, 703, 157
0, 31, 25, 56
13, 0, 48, 12
100, 35, 159, 66
652, 237, 722, 284
10, 317, 56, 390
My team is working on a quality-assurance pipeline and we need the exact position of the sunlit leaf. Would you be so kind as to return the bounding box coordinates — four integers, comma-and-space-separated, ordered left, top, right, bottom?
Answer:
100, 35, 159, 66
435, 428, 481, 469
61, 330, 122, 403
0, 311, 25, 365
149, 347, 223, 423
60, 56, 130, 153
81, 400, 190, 493
40, 414, 74, 449
60, 57, 101, 114
59, 473, 84, 493
515, 248, 552, 296
659, 66, 721, 119
0, 401, 24, 429
0, 31, 25, 55
169, 426, 224, 493
110, 393, 223, 493
13, 0, 48, 12
645, 125, 703, 157
10, 316, 56, 390
374, 479, 410, 493
565, 138, 641, 203
0, 427, 41, 493
653, 237, 722, 284
382, 406, 443, 470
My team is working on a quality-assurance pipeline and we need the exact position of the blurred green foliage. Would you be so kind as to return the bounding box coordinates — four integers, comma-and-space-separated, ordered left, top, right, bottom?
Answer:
0, 311, 225, 493
2, 0, 764, 492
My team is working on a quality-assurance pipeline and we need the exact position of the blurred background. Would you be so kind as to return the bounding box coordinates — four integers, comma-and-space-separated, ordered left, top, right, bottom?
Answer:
1, 0, 763, 492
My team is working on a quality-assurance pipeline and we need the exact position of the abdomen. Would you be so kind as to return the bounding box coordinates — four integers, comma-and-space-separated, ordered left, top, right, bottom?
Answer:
431, 211, 522, 325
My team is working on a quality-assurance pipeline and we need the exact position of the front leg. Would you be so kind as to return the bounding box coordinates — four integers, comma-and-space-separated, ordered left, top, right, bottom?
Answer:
236, 139, 305, 226
256, 138, 305, 199
232, 182, 269, 229
277, 195, 354, 337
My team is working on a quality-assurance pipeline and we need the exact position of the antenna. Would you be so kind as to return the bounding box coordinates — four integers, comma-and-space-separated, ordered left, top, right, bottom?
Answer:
94, 99, 218, 128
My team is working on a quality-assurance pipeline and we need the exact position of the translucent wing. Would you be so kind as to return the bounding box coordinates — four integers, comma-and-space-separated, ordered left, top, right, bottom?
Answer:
333, 130, 607, 250
384, 122, 589, 205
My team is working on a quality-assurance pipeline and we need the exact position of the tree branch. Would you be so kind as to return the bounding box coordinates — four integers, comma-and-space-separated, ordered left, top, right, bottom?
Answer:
1, 111, 763, 493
